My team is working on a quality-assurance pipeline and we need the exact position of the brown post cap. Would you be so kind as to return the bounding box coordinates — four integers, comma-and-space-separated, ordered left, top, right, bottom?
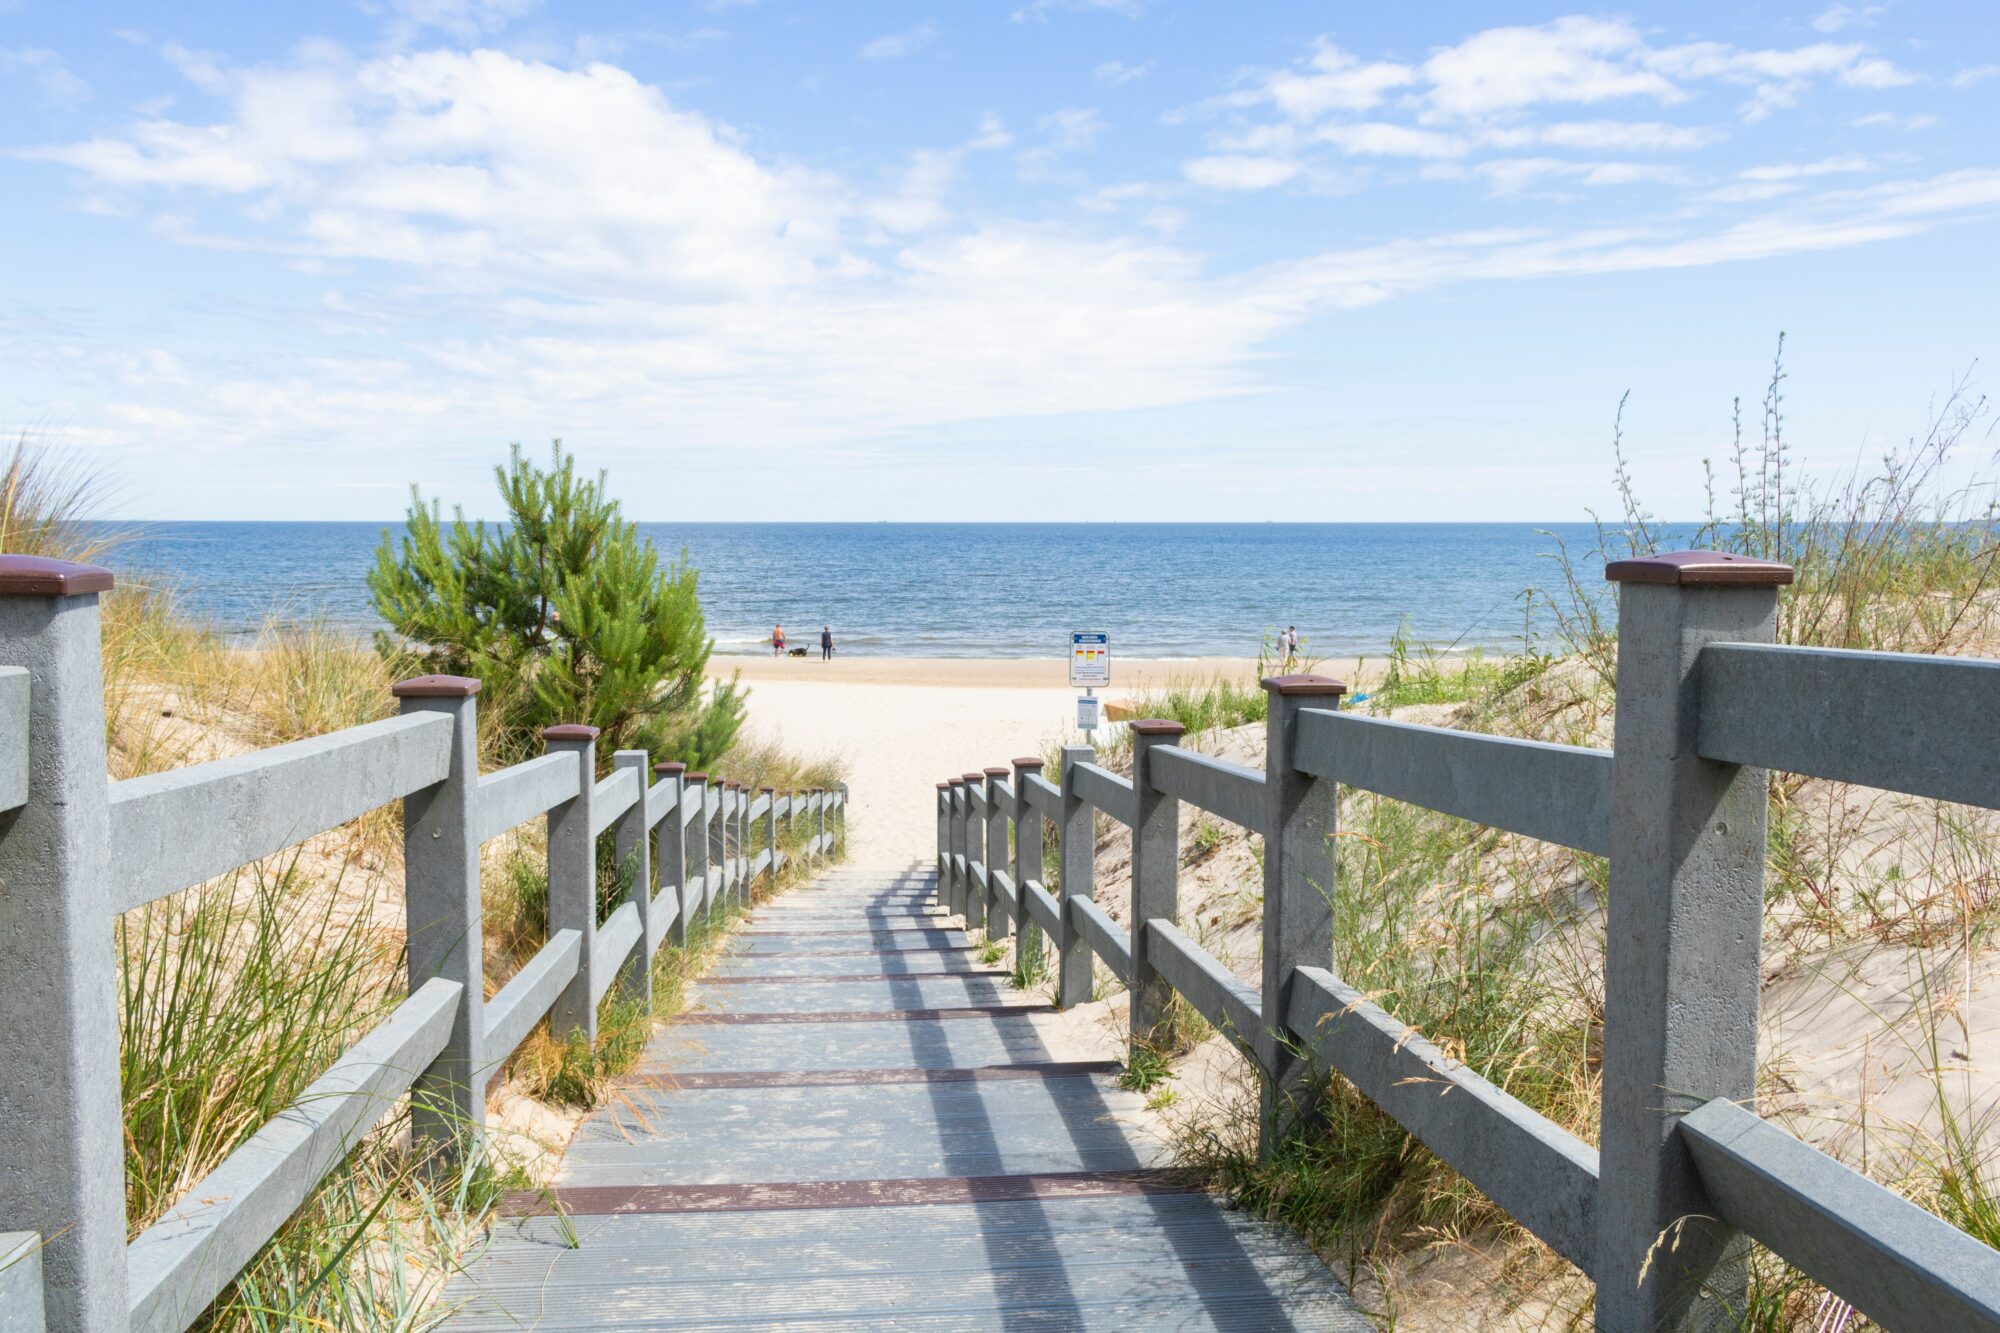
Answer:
1603, 550, 1795, 587
760, 785, 776, 793
655, 761, 686, 775
963, 772, 985, 782
983, 766, 1010, 778
947, 776, 966, 785
1129, 718, 1187, 737
685, 771, 708, 782
0, 555, 115, 597
937, 781, 951, 790
542, 723, 600, 742
391, 674, 481, 699
1262, 674, 1347, 697
1012, 757, 1045, 770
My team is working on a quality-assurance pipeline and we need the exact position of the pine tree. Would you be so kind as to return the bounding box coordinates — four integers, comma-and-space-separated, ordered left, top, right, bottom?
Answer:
370, 441, 743, 767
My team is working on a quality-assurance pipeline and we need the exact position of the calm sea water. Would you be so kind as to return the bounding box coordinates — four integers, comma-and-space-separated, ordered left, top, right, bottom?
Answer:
102, 522, 1618, 658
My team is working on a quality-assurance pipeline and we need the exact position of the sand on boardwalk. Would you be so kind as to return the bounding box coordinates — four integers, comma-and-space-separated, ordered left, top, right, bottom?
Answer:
711, 655, 1365, 866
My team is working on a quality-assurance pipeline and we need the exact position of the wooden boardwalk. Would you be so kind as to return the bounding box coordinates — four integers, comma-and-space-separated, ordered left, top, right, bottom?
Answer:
440, 865, 1367, 1330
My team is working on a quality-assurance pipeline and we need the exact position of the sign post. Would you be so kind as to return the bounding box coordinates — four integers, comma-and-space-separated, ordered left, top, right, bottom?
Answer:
1069, 630, 1108, 741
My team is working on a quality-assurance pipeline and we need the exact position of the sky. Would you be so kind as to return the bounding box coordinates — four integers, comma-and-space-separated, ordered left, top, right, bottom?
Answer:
3, 1, 1998, 522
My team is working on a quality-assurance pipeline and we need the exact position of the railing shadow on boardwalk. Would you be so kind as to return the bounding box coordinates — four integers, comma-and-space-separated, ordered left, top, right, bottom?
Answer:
939, 550, 2000, 1333
0, 553, 846, 1333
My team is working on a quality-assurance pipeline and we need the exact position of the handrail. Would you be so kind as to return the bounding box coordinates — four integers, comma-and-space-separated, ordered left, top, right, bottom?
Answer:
477, 752, 580, 844
589, 902, 642, 1004
1144, 920, 1259, 1044
483, 930, 582, 1063
1021, 772, 1062, 820
1293, 708, 1614, 856
589, 767, 640, 837
1066, 897, 1130, 984
1287, 967, 1600, 1274
1067, 762, 1136, 827
0, 567, 851, 1332
108, 713, 454, 912
126, 979, 462, 1332
929, 552, 2000, 1327
1697, 642, 2000, 808
1147, 746, 1265, 833
1681, 1097, 2000, 1332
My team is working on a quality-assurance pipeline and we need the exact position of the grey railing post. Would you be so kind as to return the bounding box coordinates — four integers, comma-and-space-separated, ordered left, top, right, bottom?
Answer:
0, 557, 126, 1332
733, 782, 749, 902
394, 674, 487, 1170
655, 762, 688, 947
817, 786, 829, 854
1012, 758, 1045, 961
544, 723, 600, 1044
1055, 744, 1095, 1009
836, 783, 848, 850
1596, 550, 1791, 1332
935, 782, 951, 908
1128, 720, 1186, 1049
1259, 674, 1345, 1156
684, 772, 710, 926
947, 778, 968, 919
983, 767, 1011, 940
762, 786, 778, 888
612, 749, 654, 1005
961, 772, 987, 931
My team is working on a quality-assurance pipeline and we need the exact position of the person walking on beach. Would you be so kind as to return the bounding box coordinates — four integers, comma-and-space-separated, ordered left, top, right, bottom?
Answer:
772, 624, 786, 656
820, 625, 834, 660
1282, 626, 1300, 669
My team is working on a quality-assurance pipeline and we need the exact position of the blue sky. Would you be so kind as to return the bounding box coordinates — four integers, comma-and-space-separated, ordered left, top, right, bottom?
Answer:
3, 1, 1998, 521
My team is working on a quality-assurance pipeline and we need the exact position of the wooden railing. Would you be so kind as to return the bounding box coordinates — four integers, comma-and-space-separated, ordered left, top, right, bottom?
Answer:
0, 556, 846, 1333
937, 549, 2000, 1333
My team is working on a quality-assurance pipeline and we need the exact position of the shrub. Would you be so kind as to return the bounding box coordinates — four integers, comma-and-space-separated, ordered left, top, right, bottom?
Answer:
369, 441, 742, 767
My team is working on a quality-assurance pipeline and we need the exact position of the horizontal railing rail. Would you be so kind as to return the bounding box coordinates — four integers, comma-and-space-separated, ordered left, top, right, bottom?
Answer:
1293, 708, 1614, 856
933, 549, 2000, 1333
108, 713, 455, 913
0, 557, 849, 1333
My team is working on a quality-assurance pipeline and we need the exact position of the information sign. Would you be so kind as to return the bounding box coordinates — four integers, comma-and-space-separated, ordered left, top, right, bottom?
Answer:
1069, 631, 1109, 689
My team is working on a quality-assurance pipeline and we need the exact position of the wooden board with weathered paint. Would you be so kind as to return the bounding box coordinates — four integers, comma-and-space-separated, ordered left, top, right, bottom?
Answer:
438, 864, 1368, 1330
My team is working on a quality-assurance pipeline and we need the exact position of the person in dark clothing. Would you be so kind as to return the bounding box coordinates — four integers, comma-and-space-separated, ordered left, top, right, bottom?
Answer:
820, 625, 834, 660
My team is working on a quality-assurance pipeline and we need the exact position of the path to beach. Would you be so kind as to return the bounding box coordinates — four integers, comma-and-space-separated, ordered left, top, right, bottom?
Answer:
710, 656, 1363, 866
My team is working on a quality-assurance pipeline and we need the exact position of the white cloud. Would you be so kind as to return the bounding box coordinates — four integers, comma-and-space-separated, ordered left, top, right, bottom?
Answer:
1319, 122, 1466, 159
1093, 60, 1151, 87
1738, 154, 1872, 182
1813, 4, 1884, 34
860, 23, 936, 61
0, 47, 92, 109
1421, 17, 1681, 118
21, 42, 2000, 496
382, 0, 538, 45
1213, 39, 1414, 120
1182, 154, 1301, 190
1853, 110, 1938, 130
1951, 64, 2000, 90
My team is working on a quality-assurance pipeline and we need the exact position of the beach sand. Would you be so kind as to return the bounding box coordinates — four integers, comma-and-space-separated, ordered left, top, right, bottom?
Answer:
711, 654, 1367, 866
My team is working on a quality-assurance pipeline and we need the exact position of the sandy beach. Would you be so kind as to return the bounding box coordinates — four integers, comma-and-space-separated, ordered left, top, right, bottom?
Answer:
711, 654, 1369, 866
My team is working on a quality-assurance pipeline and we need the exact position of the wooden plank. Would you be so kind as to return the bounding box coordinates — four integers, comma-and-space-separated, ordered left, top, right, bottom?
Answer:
1067, 897, 1131, 984
1021, 772, 1062, 821
1022, 879, 1064, 943
1144, 920, 1261, 1046
589, 768, 640, 838
1683, 1097, 2000, 1333
127, 980, 460, 1333
1286, 967, 1599, 1274
1148, 747, 1266, 833
1069, 762, 1136, 827
109, 713, 453, 912
1293, 708, 1613, 856
485, 930, 582, 1062
1698, 643, 2000, 808
478, 752, 580, 844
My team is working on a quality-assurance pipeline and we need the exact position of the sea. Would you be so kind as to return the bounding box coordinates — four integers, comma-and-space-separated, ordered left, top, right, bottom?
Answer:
100, 522, 1629, 659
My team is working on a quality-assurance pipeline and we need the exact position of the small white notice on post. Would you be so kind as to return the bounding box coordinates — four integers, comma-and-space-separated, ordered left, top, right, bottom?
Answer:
1069, 631, 1109, 688
1077, 694, 1101, 731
